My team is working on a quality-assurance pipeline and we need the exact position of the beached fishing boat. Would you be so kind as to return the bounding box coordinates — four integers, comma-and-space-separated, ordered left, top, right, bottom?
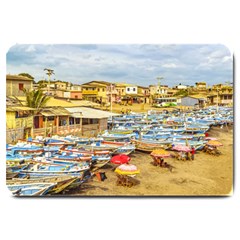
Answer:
7, 145, 44, 156
7, 182, 56, 196
131, 139, 172, 152
7, 175, 80, 195
18, 162, 90, 178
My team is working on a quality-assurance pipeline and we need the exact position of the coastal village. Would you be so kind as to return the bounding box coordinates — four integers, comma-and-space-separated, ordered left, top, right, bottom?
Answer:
6, 71, 233, 196
6, 73, 233, 143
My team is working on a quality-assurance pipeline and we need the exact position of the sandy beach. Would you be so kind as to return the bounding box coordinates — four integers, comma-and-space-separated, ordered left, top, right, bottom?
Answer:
66, 124, 233, 196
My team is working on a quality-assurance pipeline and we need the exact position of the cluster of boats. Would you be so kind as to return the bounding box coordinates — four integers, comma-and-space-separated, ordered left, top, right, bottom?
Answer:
6, 106, 233, 196
103, 106, 233, 152
6, 135, 136, 196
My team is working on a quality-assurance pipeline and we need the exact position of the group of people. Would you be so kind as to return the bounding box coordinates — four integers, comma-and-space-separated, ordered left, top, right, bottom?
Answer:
152, 157, 174, 172
177, 147, 196, 161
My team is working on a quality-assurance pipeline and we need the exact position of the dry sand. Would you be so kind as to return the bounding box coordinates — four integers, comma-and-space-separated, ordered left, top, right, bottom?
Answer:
67, 125, 233, 196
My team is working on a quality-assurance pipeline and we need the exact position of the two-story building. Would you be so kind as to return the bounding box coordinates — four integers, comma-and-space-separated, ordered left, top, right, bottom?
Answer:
115, 83, 142, 104
81, 81, 117, 104
6, 74, 33, 97
138, 86, 150, 103
6, 96, 34, 143
207, 85, 233, 106
195, 82, 207, 90
63, 84, 82, 100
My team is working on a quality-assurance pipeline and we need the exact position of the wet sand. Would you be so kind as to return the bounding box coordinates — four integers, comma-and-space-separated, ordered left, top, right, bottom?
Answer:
67, 125, 233, 196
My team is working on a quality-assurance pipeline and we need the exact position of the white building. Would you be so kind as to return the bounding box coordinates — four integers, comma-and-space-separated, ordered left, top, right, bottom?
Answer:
175, 84, 187, 89
126, 86, 138, 94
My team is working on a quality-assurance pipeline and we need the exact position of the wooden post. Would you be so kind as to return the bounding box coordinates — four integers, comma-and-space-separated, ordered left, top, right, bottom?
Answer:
56, 116, 59, 134
80, 117, 83, 136
67, 116, 70, 132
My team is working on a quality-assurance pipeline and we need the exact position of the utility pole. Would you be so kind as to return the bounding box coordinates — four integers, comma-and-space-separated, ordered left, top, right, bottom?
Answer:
44, 68, 55, 95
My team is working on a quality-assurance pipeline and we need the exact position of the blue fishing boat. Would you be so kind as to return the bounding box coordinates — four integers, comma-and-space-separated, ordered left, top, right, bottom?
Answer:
7, 182, 56, 196
18, 162, 90, 178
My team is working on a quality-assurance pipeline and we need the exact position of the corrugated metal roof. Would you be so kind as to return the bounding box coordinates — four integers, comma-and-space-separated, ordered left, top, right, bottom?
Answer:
41, 110, 55, 116
40, 107, 71, 116
70, 100, 101, 107
12, 96, 77, 107
65, 107, 119, 119
6, 74, 33, 81
7, 106, 35, 111
49, 108, 70, 116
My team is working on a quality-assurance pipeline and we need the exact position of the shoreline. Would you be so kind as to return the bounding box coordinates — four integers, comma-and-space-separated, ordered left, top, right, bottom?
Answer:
65, 125, 233, 196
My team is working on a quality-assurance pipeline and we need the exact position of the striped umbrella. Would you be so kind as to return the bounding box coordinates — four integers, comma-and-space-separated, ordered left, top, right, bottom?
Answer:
115, 163, 140, 175
172, 145, 191, 152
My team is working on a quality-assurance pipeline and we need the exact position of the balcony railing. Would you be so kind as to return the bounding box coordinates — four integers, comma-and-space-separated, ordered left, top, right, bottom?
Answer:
82, 90, 98, 95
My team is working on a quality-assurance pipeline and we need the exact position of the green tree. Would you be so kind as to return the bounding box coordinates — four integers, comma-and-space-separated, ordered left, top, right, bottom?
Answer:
18, 73, 36, 84
173, 89, 188, 97
23, 88, 50, 113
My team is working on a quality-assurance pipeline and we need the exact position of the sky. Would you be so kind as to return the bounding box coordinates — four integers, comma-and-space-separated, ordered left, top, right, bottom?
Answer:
6, 44, 233, 87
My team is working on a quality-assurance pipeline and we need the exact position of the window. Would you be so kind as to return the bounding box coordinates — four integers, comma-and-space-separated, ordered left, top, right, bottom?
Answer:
127, 88, 130, 91
19, 83, 24, 90
75, 118, 80, 124
133, 88, 136, 91
122, 89, 124, 93
75, 95, 78, 99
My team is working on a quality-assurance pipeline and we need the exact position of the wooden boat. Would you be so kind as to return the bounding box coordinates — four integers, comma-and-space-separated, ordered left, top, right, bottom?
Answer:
6, 172, 19, 180
7, 182, 56, 196
18, 162, 90, 178
109, 129, 134, 135
131, 139, 172, 152
8, 145, 44, 156
7, 175, 80, 195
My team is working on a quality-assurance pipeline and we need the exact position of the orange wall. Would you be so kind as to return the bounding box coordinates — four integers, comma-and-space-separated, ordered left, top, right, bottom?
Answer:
70, 91, 82, 99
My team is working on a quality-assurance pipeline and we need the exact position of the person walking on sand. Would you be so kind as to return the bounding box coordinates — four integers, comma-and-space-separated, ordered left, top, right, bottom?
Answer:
191, 147, 195, 160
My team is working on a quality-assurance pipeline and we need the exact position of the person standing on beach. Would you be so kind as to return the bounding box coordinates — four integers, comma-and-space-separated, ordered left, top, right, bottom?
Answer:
191, 147, 195, 160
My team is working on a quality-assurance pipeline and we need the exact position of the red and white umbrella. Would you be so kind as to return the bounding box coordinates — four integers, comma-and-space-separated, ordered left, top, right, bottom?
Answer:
172, 144, 191, 152
115, 163, 140, 175
205, 137, 218, 141
111, 154, 130, 165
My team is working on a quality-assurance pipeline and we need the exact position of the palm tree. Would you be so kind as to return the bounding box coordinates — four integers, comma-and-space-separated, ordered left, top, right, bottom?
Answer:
23, 88, 50, 113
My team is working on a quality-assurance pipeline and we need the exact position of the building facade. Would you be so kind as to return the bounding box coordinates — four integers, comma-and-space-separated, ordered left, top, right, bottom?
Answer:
6, 74, 33, 97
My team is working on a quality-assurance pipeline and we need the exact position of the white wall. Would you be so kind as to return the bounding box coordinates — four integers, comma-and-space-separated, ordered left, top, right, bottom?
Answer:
125, 86, 137, 94
63, 91, 70, 98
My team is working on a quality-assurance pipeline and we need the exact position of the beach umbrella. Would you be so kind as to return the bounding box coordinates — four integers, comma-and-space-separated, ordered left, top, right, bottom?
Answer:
115, 163, 140, 175
206, 140, 223, 147
150, 149, 170, 158
111, 154, 130, 165
205, 137, 218, 141
172, 144, 191, 152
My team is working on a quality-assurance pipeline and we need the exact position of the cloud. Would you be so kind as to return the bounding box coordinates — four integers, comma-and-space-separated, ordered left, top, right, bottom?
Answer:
25, 45, 36, 52
6, 44, 233, 87
162, 63, 177, 68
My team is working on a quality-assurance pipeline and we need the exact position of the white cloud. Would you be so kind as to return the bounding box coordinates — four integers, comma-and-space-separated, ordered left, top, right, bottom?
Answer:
222, 55, 232, 63
162, 63, 177, 68
25, 45, 36, 52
